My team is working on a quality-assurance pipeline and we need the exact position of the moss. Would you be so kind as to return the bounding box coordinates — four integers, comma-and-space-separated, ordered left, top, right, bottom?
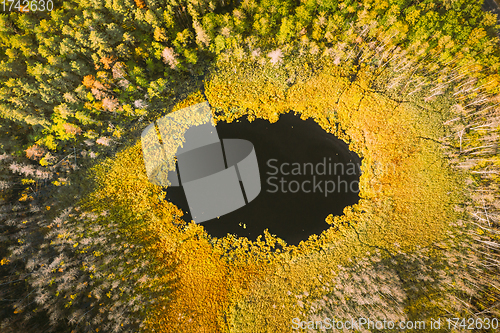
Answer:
80, 55, 467, 331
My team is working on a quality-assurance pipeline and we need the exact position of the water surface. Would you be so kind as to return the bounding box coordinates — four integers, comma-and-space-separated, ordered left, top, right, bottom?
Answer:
166, 112, 361, 245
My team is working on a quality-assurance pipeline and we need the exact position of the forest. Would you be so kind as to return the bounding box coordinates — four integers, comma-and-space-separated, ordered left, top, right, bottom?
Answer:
0, 0, 500, 332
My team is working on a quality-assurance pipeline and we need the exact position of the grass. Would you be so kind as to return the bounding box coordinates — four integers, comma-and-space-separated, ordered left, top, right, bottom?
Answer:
79, 58, 467, 332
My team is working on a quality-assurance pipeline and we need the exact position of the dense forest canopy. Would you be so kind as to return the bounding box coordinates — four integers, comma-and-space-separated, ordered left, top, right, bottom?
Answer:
0, 0, 499, 332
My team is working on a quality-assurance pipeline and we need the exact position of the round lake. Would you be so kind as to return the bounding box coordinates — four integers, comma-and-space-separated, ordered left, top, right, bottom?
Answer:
165, 113, 361, 245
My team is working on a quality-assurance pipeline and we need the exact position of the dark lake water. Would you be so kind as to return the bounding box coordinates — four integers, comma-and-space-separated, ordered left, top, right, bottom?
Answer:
165, 112, 361, 245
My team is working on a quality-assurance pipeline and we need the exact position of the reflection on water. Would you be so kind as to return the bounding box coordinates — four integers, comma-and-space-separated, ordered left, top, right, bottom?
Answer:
166, 112, 361, 246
